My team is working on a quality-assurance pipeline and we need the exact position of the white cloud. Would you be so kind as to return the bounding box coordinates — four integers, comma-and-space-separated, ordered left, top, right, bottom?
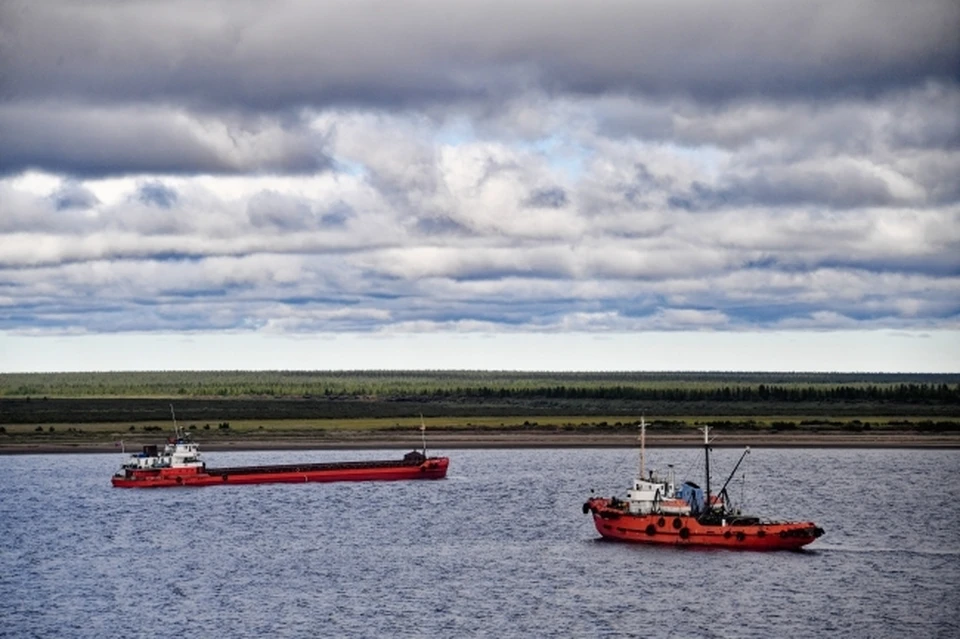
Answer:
0, 1, 957, 371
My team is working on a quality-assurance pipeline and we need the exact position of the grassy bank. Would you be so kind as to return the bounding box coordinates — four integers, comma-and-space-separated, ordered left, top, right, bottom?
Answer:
3, 414, 959, 452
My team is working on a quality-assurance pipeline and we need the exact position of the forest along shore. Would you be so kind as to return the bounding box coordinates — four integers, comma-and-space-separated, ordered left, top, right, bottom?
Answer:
2, 371, 958, 452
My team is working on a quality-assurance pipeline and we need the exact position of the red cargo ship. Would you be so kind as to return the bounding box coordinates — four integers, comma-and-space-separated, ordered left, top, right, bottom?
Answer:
111, 411, 449, 488
583, 419, 824, 550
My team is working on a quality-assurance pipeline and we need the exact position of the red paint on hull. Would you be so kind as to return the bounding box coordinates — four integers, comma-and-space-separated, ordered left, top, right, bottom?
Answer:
112, 457, 449, 488
584, 497, 822, 551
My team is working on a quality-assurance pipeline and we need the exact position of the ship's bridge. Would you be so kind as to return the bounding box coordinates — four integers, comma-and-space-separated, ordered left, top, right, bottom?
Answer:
627, 478, 670, 514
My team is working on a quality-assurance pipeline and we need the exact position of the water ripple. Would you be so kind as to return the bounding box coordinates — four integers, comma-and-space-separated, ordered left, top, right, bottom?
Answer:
1, 448, 958, 638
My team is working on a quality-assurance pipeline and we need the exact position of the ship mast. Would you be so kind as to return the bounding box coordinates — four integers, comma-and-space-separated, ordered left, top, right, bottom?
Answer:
717, 446, 751, 514
420, 413, 428, 457
638, 415, 647, 480
170, 404, 180, 440
701, 425, 711, 513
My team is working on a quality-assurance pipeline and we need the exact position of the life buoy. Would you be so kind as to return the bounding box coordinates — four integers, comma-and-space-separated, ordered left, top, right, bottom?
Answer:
679, 527, 690, 540
657, 517, 666, 528
645, 524, 656, 536
672, 518, 683, 530
723, 530, 732, 539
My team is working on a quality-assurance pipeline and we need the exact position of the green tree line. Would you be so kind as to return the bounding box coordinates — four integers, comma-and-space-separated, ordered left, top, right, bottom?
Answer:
0, 371, 957, 403
430, 382, 959, 403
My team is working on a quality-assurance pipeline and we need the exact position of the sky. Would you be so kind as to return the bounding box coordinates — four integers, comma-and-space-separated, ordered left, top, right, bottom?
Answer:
0, 0, 958, 373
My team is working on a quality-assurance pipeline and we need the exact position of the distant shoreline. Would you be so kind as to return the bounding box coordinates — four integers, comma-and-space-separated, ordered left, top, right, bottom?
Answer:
2, 430, 958, 454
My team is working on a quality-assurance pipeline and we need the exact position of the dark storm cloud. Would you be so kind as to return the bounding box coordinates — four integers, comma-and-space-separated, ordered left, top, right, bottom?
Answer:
672, 169, 900, 211
51, 182, 99, 210
523, 187, 567, 209
137, 182, 178, 208
0, 104, 333, 177
247, 191, 316, 231
1, 0, 956, 177
731, 170, 898, 209
2, 0, 956, 110
817, 254, 960, 278
886, 86, 960, 151
591, 84, 960, 156
414, 216, 473, 237
246, 191, 355, 231
319, 202, 353, 228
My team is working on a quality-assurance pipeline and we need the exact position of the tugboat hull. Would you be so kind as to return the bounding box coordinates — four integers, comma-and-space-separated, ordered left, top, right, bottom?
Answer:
584, 497, 823, 550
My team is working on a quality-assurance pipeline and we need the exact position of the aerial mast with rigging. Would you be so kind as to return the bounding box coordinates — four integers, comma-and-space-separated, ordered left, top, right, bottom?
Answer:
716, 446, 751, 514
638, 415, 647, 480
420, 414, 428, 458
701, 425, 712, 515
170, 404, 181, 440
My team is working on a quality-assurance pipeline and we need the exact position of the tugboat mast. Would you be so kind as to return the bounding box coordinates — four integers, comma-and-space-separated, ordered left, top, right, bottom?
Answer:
717, 446, 752, 514
638, 415, 647, 480
701, 425, 711, 514
420, 414, 428, 457
170, 404, 180, 440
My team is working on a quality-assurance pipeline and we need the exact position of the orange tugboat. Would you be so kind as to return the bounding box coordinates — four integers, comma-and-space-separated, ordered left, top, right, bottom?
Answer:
583, 419, 824, 550
112, 409, 449, 488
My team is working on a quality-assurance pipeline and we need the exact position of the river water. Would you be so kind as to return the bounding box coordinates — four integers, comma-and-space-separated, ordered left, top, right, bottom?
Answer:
1, 447, 958, 638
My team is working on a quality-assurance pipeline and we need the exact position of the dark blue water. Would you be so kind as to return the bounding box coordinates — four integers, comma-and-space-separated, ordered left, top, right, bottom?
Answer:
2, 448, 959, 638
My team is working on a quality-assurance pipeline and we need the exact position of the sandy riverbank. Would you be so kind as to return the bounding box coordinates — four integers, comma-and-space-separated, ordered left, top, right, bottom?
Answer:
2, 430, 958, 454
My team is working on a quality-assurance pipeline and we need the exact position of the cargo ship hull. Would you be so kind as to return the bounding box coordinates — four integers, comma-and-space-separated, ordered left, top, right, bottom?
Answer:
112, 456, 449, 488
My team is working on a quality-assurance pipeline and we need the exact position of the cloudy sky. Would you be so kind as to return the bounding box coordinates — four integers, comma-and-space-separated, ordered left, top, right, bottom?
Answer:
1, 0, 958, 372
